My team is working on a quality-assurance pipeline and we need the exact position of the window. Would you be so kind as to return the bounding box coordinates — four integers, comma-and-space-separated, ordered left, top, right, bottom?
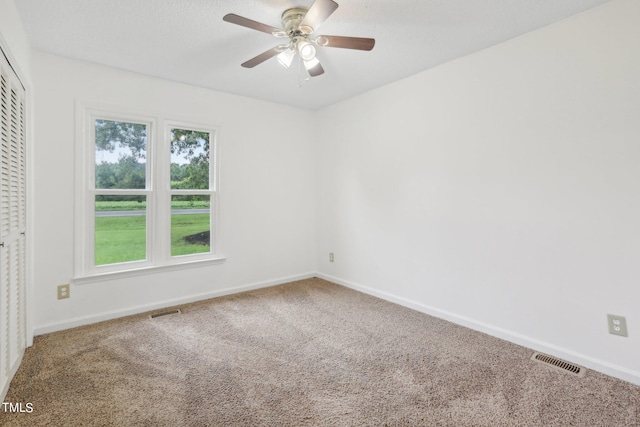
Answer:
75, 108, 221, 281
94, 118, 149, 266
169, 127, 211, 257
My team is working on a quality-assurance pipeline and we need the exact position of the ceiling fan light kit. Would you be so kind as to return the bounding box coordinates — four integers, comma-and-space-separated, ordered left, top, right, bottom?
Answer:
297, 40, 317, 61
276, 48, 296, 69
223, 0, 375, 79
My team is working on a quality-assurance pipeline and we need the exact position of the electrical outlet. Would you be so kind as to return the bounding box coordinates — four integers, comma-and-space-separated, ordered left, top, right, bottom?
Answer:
57, 284, 70, 300
607, 314, 627, 337
329, 252, 334, 262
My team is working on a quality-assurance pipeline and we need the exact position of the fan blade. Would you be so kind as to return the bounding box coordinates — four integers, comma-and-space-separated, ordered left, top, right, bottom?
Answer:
223, 14, 286, 37
299, 0, 338, 33
316, 35, 375, 51
304, 59, 325, 77
241, 47, 282, 68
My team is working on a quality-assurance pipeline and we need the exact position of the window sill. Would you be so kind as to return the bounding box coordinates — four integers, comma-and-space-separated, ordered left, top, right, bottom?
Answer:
72, 256, 226, 285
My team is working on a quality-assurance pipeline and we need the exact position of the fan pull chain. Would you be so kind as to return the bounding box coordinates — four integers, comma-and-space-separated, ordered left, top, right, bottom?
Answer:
297, 54, 310, 88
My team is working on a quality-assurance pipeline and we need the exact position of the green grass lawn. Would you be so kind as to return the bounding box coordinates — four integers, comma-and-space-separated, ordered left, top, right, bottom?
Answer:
171, 213, 210, 257
95, 213, 210, 265
95, 216, 147, 265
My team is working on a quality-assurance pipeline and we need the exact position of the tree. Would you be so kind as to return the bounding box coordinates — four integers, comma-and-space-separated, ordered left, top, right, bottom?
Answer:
170, 163, 188, 183
170, 128, 209, 160
170, 128, 210, 190
95, 119, 147, 160
94, 121, 210, 191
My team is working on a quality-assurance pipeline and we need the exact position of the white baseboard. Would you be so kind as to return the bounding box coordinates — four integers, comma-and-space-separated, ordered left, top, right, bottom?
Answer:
33, 272, 316, 336
316, 272, 640, 387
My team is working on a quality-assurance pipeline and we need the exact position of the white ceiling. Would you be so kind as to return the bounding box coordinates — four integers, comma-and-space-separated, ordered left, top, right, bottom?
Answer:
16, 0, 610, 110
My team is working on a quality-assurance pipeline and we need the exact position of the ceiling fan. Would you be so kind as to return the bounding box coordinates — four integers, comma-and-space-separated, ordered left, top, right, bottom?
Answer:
223, 0, 375, 77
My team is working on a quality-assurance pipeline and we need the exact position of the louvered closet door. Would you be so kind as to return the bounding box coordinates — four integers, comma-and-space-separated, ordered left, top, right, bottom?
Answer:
0, 50, 26, 395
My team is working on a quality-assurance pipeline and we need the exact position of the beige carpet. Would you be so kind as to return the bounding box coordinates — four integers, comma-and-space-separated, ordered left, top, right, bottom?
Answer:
2, 278, 639, 426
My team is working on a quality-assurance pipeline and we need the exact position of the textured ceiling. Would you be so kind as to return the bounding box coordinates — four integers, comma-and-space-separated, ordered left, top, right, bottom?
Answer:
16, 0, 610, 110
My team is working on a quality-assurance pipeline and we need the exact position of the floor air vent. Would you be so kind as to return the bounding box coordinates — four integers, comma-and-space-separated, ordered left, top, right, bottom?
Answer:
149, 309, 182, 319
531, 352, 585, 377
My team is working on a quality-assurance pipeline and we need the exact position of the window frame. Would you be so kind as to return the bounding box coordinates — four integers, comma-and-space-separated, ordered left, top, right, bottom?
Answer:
74, 105, 223, 284
165, 121, 218, 261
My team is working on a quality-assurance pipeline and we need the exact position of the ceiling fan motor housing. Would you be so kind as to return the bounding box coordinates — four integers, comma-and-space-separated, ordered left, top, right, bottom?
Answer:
281, 7, 316, 59
281, 8, 310, 35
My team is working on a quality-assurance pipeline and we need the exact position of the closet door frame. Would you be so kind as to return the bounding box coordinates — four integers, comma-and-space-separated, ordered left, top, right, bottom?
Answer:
0, 39, 31, 401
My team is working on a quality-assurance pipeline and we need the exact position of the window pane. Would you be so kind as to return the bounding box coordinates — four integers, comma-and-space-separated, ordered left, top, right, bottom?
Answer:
95, 119, 147, 189
95, 195, 146, 265
170, 128, 209, 190
171, 195, 210, 256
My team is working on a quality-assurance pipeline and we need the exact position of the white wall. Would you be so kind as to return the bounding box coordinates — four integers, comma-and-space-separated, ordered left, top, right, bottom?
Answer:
31, 52, 316, 333
316, 0, 640, 385
0, 0, 30, 78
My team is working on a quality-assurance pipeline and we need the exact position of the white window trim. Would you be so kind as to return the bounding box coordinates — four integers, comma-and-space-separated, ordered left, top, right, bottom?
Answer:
164, 120, 220, 262
73, 103, 224, 284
